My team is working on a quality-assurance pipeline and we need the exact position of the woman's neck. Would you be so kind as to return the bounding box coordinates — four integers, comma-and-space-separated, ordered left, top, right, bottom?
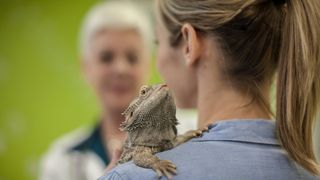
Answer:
196, 65, 271, 128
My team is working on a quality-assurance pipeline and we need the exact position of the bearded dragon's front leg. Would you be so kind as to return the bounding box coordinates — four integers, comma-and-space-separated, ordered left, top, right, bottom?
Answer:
173, 126, 209, 147
133, 146, 177, 180
117, 146, 135, 165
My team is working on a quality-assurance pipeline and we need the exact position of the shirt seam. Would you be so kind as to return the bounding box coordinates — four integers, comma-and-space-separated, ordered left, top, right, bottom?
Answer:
190, 139, 280, 146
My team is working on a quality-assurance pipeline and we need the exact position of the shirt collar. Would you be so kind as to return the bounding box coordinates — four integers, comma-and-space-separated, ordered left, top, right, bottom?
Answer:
191, 119, 280, 145
70, 123, 110, 165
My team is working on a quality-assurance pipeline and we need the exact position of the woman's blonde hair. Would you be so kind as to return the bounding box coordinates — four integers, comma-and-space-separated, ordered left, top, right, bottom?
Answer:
157, 0, 320, 175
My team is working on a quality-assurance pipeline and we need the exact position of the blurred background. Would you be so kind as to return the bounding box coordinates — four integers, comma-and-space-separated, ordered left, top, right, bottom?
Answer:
0, 0, 319, 180
0, 0, 159, 180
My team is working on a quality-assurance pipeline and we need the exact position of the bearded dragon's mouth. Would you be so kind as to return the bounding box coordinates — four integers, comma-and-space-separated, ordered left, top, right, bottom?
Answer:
157, 84, 168, 91
159, 84, 167, 89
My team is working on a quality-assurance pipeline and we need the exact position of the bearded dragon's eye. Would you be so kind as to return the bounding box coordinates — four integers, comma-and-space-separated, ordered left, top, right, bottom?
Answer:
140, 86, 149, 96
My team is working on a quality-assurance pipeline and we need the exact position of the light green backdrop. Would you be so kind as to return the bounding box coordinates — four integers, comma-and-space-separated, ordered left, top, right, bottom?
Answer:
0, 1, 161, 180
1, 1, 319, 180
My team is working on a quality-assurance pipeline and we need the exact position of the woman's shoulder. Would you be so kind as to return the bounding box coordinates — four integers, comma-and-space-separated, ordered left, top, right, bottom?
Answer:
101, 140, 318, 180
99, 161, 157, 180
100, 120, 319, 180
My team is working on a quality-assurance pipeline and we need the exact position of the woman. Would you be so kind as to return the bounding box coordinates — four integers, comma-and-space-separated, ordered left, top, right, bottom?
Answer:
101, 0, 320, 179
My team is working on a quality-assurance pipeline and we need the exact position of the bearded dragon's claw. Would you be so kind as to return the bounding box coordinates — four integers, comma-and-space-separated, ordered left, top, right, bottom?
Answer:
153, 160, 177, 180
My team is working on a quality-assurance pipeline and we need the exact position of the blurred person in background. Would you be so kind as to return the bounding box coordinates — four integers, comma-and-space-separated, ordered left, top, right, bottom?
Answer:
39, 1, 197, 180
39, 1, 152, 179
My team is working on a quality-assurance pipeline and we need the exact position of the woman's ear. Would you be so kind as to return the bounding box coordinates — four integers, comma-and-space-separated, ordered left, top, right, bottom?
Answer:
181, 23, 202, 67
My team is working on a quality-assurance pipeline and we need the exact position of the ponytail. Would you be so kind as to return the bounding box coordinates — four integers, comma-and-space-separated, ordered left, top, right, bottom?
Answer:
276, 0, 320, 174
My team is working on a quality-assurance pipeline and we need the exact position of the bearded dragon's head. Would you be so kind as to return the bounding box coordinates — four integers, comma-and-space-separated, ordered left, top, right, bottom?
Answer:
120, 84, 177, 131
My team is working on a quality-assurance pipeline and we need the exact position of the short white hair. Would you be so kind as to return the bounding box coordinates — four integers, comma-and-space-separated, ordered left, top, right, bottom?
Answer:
79, 0, 153, 57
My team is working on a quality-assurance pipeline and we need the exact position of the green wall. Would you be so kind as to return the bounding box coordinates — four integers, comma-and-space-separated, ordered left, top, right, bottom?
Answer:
1, 1, 318, 180
0, 1, 161, 179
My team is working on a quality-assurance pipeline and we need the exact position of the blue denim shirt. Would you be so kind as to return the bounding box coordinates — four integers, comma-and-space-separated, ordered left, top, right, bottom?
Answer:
99, 119, 319, 180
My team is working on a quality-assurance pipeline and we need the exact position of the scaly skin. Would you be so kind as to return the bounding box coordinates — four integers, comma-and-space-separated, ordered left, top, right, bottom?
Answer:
118, 84, 207, 180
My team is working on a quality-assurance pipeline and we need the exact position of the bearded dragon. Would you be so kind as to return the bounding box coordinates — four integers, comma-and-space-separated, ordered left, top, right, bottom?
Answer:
118, 84, 207, 180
